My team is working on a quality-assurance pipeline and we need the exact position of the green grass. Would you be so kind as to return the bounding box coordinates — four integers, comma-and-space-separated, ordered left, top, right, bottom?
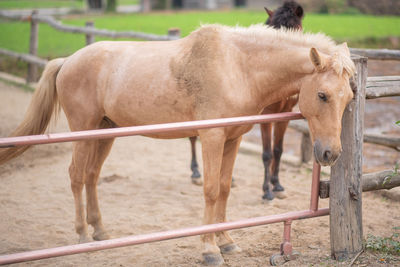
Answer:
119, 0, 139, 5
0, 10, 400, 58
0, 0, 84, 9
0, 0, 138, 9
365, 227, 400, 256
303, 14, 400, 39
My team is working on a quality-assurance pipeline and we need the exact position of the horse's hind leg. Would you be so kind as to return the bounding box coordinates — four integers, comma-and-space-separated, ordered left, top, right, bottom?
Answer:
189, 136, 202, 185
215, 137, 242, 254
271, 121, 289, 199
70, 136, 114, 243
260, 122, 274, 200
67, 113, 114, 242
85, 137, 115, 241
69, 141, 92, 243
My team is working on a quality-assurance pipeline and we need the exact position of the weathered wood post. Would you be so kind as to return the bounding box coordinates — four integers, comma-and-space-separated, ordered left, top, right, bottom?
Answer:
85, 21, 95, 45
27, 10, 38, 84
329, 55, 367, 260
300, 133, 312, 163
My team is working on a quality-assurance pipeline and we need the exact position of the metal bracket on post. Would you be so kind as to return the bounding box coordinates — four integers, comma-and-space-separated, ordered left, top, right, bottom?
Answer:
270, 220, 300, 265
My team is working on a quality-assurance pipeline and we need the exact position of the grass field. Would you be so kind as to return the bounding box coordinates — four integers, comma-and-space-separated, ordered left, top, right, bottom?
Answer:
0, 0, 138, 9
0, 0, 84, 9
0, 10, 400, 58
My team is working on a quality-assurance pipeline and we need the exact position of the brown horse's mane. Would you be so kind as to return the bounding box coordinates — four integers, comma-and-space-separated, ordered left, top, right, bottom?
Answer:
196, 24, 355, 77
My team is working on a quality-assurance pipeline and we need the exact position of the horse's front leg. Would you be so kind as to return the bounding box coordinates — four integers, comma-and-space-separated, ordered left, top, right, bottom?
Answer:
215, 137, 242, 254
199, 129, 226, 265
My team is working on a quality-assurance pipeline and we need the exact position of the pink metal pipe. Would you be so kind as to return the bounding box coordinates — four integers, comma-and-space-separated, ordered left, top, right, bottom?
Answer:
281, 220, 293, 255
0, 112, 303, 148
0, 208, 328, 265
310, 161, 321, 211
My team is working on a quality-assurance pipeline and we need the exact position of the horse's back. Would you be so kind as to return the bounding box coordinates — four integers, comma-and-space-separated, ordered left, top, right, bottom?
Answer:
55, 28, 251, 138
56, 40, 193, 126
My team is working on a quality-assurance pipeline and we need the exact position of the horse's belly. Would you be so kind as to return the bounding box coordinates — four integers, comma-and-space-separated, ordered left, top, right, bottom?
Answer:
142, 130, 198, 139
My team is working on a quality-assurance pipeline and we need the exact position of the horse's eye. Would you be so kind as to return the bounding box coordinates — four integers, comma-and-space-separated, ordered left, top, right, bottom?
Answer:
318, 92, 328, 102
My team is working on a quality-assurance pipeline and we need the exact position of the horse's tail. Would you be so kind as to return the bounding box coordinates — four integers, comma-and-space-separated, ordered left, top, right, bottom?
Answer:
0, 57, 65, 165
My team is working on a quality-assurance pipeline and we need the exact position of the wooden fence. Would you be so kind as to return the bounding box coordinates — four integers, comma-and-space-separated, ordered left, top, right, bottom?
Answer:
0, 11, 180, 82
0, 11, 400, 263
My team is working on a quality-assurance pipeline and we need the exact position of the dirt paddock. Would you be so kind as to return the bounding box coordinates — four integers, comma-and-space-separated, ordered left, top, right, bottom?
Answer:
0, 78, 399, 266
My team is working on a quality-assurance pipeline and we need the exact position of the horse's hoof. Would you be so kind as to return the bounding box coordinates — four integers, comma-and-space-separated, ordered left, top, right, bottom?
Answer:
92, 230, 110, 241
262, 192, 274, 201
78, 235, 92, 244
191, 170, 201, 179
203, 252, 224, 266
191, 177, 203, 186
219, 243, 242, 254
272, 184, 284, 192
274, 191, 287, 199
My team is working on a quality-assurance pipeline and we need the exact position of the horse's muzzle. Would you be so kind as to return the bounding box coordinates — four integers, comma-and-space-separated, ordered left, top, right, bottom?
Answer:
313, 139, 340, 166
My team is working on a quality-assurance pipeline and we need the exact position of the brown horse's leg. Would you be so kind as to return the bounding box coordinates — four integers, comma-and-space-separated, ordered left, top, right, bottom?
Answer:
69, 141, 91, 243
85, 137, 115, 241
215, 137, 242, 254
260, 122, 274, 200
271, 121, 290, 199
199, 129, 225, 265
64, 107, 109, 243
189, 136, 202, 185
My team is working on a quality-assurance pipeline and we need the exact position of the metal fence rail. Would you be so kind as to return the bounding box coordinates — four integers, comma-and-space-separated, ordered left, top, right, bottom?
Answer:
0, 112, 303, 147
0, 112, 329, 265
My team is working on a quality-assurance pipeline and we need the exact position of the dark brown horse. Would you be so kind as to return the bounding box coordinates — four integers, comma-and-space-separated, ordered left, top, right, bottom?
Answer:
189, 1, 305, 201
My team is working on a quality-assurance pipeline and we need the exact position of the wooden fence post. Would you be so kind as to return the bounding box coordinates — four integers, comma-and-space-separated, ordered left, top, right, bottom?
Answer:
167, 28, 181, 39
27, 10, 38, 84
85, 21, 95, 45
300, 133, 312, 163
329, 55, 367, 260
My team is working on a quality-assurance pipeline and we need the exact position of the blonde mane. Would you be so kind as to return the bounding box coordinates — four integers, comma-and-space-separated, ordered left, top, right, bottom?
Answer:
197, 24, 355, 77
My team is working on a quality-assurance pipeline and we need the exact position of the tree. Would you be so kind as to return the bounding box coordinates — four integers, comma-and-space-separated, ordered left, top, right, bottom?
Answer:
106, 0, 117, 12
87, 0, 103, 10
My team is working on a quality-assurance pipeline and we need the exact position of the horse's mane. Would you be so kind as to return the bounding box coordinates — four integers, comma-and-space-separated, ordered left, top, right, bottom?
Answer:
196, 24, 355, 77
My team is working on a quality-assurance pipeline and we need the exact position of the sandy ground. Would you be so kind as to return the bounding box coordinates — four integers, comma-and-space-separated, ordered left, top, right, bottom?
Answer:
0, 78, 399, 267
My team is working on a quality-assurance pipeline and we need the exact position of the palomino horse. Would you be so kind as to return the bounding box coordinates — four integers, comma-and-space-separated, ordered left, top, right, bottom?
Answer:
0, 24, 355, 265
189, 1, 305, 201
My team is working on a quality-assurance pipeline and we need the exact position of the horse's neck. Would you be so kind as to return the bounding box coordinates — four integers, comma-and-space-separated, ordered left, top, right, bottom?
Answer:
243, 45, 313, 110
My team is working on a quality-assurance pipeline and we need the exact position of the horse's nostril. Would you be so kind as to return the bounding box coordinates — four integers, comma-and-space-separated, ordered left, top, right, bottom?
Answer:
323, 150, 332, 161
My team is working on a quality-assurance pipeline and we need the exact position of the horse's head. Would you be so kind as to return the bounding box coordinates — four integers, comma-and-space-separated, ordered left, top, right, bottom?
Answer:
265, 1, 304, 30
299, 43, 355, 166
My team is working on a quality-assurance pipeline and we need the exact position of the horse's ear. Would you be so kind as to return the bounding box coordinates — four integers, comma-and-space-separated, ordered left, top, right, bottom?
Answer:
264, 7, 274, 17
310, 48, 328, 72
338, 42, 350, 56
295, 5, 304, 18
